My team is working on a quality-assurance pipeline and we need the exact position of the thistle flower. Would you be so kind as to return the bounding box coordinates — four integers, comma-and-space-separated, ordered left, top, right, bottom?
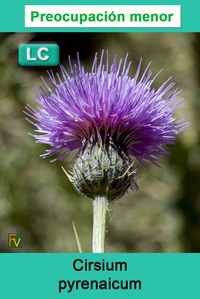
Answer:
25, 51, 189, 252
26, 51, 188, 198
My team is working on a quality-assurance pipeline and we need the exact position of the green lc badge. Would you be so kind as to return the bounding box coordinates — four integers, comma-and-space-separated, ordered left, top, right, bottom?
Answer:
18, 44, 59, 66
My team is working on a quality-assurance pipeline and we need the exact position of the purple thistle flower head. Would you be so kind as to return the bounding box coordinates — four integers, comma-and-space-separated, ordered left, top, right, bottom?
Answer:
26, 51, 189, 200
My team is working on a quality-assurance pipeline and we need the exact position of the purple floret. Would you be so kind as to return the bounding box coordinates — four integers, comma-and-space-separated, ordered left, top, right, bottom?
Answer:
25, 51, 190, 164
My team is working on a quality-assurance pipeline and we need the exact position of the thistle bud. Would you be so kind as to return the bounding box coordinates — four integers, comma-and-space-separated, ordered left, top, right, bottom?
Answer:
72, 142, 136, 201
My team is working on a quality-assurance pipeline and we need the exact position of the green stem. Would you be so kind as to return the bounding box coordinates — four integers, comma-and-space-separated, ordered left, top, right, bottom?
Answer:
92, 196, 108, 253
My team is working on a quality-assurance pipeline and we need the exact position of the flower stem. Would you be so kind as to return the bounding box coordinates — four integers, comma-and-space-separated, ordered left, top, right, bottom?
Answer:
92, 196, 108, 253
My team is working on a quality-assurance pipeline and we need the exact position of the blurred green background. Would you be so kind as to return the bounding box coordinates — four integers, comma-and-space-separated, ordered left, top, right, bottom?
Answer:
0, 32, 199, 253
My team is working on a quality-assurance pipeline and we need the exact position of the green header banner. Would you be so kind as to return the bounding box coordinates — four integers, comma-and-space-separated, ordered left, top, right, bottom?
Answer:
0, 0, 199, 32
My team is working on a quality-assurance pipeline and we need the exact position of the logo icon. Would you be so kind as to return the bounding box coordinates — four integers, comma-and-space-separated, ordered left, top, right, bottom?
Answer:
8, 234, 23, 248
